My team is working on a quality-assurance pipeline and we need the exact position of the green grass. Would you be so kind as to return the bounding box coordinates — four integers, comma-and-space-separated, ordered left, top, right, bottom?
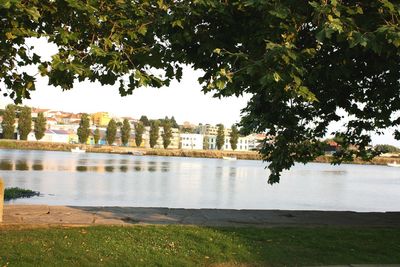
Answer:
4, 187, 39, 201
0, 226, 399, 266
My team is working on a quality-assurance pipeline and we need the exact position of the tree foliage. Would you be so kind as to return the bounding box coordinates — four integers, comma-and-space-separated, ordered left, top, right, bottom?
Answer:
149, 120, 160, 148
77, 113, 90, 144
230, 125, 239, 151
2, 1, 400, 183
170, 116, 179, 128
93, 128, 100, 145
106, 119, 117, 145
34, 112, 46, 141
18, 106, 32, 140
139, 116, 150, 127
162, 119, 172, 149
1, 105, 16, 139
121, 119, 131, 146
134, 122, 144, 147
374, 144, 400, 154
216, 124, 225, 150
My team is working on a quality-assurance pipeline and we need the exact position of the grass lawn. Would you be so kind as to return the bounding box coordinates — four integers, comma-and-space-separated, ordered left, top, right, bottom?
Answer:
0, 225, 399, 266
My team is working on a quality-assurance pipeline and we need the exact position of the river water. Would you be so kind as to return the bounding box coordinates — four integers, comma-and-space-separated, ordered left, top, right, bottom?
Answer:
0, 149, 399, 211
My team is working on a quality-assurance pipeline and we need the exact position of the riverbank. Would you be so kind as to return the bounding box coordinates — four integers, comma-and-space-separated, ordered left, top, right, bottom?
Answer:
1, 139, 399, 165
0, 139, 261, 160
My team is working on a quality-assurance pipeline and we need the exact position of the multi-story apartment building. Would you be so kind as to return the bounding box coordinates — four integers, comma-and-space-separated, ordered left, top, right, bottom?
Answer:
91, 112, 111, 126
196, 124, 232, 136
180, 133, 203, 150
205, 135, 251, 151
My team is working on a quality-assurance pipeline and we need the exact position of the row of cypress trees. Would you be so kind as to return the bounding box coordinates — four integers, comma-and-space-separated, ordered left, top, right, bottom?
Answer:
77, 116, 174, 149
1, 104, 240, 150
1, 105, 46, 141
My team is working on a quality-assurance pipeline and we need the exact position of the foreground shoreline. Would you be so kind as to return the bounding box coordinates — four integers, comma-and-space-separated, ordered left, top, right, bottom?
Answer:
2, 205, 400, 228
1, 139, 399, 166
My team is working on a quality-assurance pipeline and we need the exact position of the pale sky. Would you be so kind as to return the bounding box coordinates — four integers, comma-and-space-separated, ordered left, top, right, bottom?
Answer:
1, 38, 400, 146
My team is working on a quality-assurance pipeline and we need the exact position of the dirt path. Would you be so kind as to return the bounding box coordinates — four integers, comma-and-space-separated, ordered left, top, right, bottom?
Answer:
2, 205, 400, 228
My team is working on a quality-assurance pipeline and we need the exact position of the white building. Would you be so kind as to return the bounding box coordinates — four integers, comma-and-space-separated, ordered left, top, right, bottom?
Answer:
27, 129, 70, 143
206, 135, 251, 151
180, 133, 203, 150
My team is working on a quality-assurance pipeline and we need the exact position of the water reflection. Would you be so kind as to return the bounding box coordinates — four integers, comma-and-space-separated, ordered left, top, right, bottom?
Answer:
120, 165, 128, 172
32, 160, 43, 171
15, 160, 29, 171
0, 160, 13, 170
105, 166, 115, 172
0, 149, 399, 211
76, 166, 88, 172
148, 161, 157, 172
161, 162, 170, 172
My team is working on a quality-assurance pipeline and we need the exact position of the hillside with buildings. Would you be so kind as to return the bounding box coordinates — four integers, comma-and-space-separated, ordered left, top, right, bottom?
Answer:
0, 106, 265, 152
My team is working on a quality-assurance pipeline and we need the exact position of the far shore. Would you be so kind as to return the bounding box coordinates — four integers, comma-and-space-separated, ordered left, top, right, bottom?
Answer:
0, 139, 399, 166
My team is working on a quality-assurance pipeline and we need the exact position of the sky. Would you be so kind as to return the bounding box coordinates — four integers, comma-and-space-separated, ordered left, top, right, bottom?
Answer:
19, 70, 250, 126
1, 38, 400, 146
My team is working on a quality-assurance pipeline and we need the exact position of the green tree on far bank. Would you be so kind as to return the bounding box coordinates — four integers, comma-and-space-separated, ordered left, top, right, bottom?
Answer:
139, 115, 150, 127
121, 119, 131, 146
374, 144, 400, 154
162, 119, 172, 149
149, 120, 160, 148
230, 125, 239, 151
77, 113, 90, 144
93, 128, 100, 145
134, 122, 144, 147
106, 119, 117, 145
34, 112, 47, 141
2, 105, 16, 139
18, 106, 32, 140
203, 136, 209, 150
170, 116, 179, 128
216, 124, 225, 150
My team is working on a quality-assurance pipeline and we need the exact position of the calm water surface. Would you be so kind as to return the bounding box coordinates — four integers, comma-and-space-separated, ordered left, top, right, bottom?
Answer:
0, 149, 399, 211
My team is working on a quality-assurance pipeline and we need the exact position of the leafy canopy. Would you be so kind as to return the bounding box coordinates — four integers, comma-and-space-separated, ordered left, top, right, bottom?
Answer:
2, 0, 400, 183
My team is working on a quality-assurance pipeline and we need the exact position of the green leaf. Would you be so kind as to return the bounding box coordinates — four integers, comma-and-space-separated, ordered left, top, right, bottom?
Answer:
273, 72, 281, 82
138, 24, 148, 36
213, 48, 221, 54
0, 0, 11, 9
25, 7, 41, 21
172, 20, 184, 29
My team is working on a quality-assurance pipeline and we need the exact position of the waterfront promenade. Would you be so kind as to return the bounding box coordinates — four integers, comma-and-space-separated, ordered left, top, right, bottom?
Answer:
2, 205, 400, 228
